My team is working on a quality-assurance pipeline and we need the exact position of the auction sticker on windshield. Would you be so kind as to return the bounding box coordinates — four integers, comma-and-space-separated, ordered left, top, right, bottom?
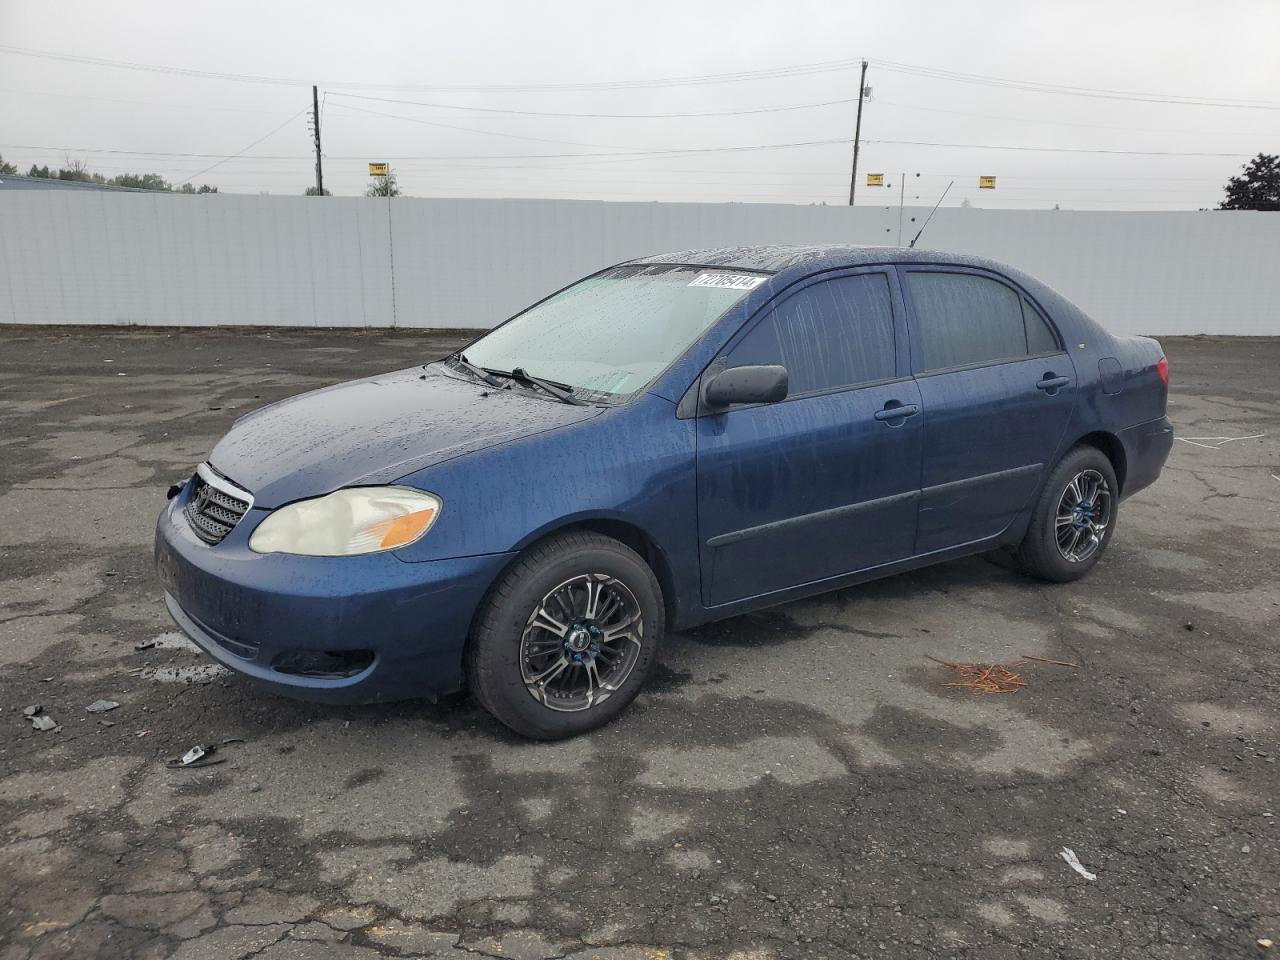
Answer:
688, 273, 768, 290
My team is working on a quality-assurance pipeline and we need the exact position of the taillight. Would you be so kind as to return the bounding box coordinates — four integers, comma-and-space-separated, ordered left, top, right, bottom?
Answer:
1156, 356, 1169, 387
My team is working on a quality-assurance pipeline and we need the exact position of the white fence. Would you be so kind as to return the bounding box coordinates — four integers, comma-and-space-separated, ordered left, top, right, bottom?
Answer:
1, 192, 1277, 335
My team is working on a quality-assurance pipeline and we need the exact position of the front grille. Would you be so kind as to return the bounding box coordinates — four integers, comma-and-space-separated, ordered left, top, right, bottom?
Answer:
183, 467, 251, 545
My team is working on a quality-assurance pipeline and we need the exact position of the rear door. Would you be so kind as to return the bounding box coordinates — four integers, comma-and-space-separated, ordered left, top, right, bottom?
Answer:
900, 267, 1076, 553
696, 270, 923, 607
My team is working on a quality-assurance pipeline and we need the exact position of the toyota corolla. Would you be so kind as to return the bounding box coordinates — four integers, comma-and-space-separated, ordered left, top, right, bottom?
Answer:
155, 245, 1172, 738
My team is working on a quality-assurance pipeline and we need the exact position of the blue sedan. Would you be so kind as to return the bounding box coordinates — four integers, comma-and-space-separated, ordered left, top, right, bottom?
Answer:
155, 245, 1172, 738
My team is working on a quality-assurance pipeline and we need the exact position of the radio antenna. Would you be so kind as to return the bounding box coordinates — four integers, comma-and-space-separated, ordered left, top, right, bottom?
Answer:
908, 180, 953, 249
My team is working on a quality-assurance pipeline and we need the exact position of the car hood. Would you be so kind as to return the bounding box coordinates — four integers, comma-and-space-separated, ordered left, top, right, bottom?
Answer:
209, 365, 602, 507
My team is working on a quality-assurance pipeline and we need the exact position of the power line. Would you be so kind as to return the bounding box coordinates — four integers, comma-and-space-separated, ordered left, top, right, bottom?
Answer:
170, 111, 307, 183
324, 102, 642, 151
0, 138, 851, 162
872, 59, 1280, 111
5, 136, 1254, 164
865, 138, 1252, 159
0, 43, 864, 92
5, 41, 1277, 110
326, 90, 862, 118
0, 87, 298, 115
324, 88, 1276, 139
89, 152, 1227, 182
870, 97, 1279, 139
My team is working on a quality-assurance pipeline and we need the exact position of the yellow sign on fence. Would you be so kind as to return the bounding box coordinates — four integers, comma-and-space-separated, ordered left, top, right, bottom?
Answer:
866, 173, 885, 187
979, 176, 997, 189
368, 163, 389, 177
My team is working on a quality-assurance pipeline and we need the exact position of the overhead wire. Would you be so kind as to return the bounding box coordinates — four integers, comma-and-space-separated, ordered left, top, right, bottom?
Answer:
325, 90, 862, 118
172, 110, 308, 183
2, 43, 1269, 204
5, 42, 1278, 107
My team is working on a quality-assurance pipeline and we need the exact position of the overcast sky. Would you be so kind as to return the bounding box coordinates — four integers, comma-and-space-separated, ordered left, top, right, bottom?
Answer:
1, 0, 1277, 209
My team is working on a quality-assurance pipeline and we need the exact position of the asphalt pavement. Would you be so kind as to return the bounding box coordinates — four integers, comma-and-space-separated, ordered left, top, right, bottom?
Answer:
1, 328, 1277, 959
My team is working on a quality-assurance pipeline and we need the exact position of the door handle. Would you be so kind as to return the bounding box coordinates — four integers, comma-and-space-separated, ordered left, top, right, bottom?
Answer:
874, 402, 920, 423
1036, 375, 1070, 393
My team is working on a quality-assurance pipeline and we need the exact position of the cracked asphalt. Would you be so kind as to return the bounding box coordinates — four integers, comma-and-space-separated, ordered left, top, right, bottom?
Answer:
1, 328, 1277, 960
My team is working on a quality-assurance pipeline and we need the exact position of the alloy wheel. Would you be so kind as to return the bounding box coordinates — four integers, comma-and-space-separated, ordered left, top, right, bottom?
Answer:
519, 573, 644, 712
1055, 468, 1113, 563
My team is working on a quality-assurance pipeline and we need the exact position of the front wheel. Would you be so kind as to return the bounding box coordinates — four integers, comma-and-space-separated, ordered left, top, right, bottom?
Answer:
466, 531, 663, 739
1014, 445, 1118, 583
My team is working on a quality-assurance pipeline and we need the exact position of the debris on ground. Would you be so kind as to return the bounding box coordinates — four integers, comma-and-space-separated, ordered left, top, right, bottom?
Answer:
926, 652, 1079, 693
146, 664, 229, 685
133, 638, 158, 651
1059, 847, 1097, 881
23, 706, 60, 732
926, 656, 1026, 694
166, 744, 225, 769
165, 739, 243, 769
1175, 432, 1265, 450
1020, 654, 1080, 668
1258, 938, 1273, 949
86, 699, 120, 713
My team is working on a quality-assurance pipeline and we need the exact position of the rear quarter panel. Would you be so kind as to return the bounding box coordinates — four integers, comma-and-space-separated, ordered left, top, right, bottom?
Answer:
1040, 297, 1170, 497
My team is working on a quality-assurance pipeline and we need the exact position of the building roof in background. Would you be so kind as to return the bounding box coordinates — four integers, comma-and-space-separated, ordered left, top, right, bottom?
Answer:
0, 174, 154, 192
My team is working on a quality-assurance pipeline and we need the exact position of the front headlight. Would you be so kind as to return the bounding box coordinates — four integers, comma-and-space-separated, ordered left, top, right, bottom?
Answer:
249, 487, 441, 556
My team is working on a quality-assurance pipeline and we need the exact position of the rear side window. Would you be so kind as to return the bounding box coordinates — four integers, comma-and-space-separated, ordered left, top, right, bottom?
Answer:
907, 274, 1063, 369
905, 272, 1030, 371
727, 273, 896, 394
1023, 299, 1060, 354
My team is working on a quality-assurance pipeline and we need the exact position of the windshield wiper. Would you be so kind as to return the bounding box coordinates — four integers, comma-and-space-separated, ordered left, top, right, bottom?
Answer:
449, 353, 506, 388
485, 366, 586, 406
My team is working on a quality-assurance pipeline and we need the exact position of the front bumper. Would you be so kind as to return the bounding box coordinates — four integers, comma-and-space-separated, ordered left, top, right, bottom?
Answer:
154, 494, 513, 704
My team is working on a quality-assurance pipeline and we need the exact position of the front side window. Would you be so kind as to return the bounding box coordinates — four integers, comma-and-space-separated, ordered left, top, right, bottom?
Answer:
726, 273, 897, 394
459, 264, 767, 401
906, 272, 1030, 372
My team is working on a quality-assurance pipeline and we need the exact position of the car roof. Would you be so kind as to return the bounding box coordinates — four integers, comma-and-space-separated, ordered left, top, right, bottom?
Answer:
630, 243, 1015, 274
629, 243, 1100, 341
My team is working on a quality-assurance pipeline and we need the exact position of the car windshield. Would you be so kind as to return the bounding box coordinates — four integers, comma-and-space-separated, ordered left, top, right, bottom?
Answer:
455, 264, 768, 402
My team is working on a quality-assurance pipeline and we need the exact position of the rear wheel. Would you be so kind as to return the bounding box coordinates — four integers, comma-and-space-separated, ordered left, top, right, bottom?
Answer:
1014, 445, 1118, 583
466, 531, 663, 739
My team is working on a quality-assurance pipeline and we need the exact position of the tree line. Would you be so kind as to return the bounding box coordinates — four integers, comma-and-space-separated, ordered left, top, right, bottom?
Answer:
0, 155, 217, 193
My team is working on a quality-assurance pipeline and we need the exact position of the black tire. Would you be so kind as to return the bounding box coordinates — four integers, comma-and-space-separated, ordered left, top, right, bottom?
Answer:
466, 531, 664, 739
1014, 445, 1119, 583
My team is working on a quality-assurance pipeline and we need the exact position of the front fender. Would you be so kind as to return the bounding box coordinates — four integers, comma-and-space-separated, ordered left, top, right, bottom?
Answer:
390, 395, 699, 604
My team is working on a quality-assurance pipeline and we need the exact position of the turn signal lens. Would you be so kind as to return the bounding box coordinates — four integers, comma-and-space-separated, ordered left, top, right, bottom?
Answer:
371, 508, 437, 549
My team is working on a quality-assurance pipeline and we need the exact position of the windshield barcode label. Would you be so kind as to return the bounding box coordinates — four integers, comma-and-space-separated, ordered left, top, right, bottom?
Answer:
688, 273, 767, 290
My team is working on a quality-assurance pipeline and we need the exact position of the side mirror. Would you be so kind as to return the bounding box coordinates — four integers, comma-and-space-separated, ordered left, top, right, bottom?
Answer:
704, 364, 789, 410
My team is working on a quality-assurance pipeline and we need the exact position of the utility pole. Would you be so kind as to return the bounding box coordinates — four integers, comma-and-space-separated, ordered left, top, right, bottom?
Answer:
847, 60, 868, 206
311, 85, 324, 196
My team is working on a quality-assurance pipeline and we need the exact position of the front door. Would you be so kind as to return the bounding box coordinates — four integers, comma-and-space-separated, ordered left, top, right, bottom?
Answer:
695, 271, 924, 607
900, 267, 1077, 553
